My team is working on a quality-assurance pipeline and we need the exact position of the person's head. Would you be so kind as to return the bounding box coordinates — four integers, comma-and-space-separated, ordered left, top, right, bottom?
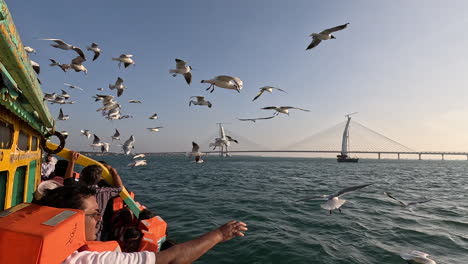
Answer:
45, 154, 53, 163
80, 165, 103, 186
53, 160, 69, 177
122, 227, 142, 252
38, 185, 99, 241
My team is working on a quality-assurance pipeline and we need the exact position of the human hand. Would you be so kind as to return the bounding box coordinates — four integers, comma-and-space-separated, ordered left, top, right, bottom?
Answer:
70, 151, 80, 162
216, 221, 248, 242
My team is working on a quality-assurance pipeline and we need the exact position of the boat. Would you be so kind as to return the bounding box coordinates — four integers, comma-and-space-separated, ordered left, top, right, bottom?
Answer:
337, 113, 359, 163
0, 1, 167, 262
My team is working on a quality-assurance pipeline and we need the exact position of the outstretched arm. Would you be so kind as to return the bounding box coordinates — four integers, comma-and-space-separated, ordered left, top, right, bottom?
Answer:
155, 221, 247, 264
103, 164, 124, 188
64, 151, 80, 180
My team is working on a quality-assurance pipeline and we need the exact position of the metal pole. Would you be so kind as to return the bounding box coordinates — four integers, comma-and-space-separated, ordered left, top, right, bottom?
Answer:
419, 153, 422, 160
378, 153, 381, 159
397, 153, 400, 160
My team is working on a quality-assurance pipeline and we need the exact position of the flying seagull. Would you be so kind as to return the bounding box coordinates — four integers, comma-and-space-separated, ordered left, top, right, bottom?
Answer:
201, 75, 243, 93
41, 38, 86, 59
97, 88, 104, 91
49, 59, 70, 72
58, 108, 69, 121
60, 89, 70, 99
149, 113, 158, 120
191, 142, 204, 163
253, 86, 287, 101
401, 251, 436, 264
384, 192, 431, 207
80, 129, 91, 139
189, 96, 212, 108
307, 23, 349, 50
261, 106, 310, 116
111, 129, 120, 141
238, 116, 275, 123
169, 58, 192, 85
87, 43, 101, 61
64, 83, 83, 91
60, 131, 69, 140
101, 142, 110, 153
128, 159, 147, 167
109, 77, 125, 97
226, 135, 238, 144
128, 100, 141, 104
112, 54, 135, 68
147, 127, 163, 132
122, 135, 135, 155
24, 46, 36, 54
90, 134, 104, 148
30, 60, 40, 74
70, 56, 87, 74
133, 154, 145, 159
297, 183, 372, 215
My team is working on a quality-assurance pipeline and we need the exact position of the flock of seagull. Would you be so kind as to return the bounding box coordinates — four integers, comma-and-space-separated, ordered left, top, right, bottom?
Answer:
25, 22, 438, 263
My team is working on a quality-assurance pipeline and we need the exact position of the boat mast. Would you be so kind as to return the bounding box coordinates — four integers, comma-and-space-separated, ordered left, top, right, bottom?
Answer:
341, 112, 357, 156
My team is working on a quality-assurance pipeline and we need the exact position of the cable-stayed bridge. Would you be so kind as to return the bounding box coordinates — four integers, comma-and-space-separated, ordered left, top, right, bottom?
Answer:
197, 119, 468, 160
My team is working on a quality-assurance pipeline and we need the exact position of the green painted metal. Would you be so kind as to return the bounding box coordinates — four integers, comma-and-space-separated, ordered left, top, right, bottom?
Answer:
11, 166, 26, 206
0, 0, 53, 133
0, 171, 6, 210
26, 160, 36, 202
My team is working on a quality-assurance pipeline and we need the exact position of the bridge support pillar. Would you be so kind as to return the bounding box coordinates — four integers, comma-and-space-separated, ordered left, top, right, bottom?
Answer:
466, 155, 468, 161
397, 153, 400, 160
442, 154, 444, 160
419, 154, 422, 160
378, 153, 381, 159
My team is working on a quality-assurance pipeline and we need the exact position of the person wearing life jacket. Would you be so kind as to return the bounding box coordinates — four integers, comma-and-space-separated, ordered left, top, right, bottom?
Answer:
39, 185, 248, 264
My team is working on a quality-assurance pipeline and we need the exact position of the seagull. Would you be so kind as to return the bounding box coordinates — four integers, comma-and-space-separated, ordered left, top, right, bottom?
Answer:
253, 86, 287, 101
24, 46, 36, 54
147, 127, 163, 132
307, 23, 349, 50
297, 183, 372, 215
149, 113, 158, 120
128, 100, 141, 104
43, 92, 57, 102
384, 192, 431, 207
49, 96, 75, 105
112, 54, 135, 68
58, 108, 69, 120
201, 75, 243, 93
70, 56, 87, 74
97, 88, 104, 91
101, 142, 110, 153
128, 159, 147, 167
41, 38, 86, 59
111, 129, 120, 141
169, 58, 192, 85
261, 106, 310, 116
30, 60, 40, 74
122, 135, 135, 155
401, 251, 436, 264
90, 134, 104, 148
109, 77, 125, 97
60, 131, 69, 140
209, 137, 228, 150
133, 154, 145, 159
64, 83, 83, 91
60, 89, 70, 99
238, 116, 276, 123
87, 43, 101, 61
189, 96, 212, 108
49, 59, 70, 72
191, 142, 204, 163
226, 135, 238, 144
80, 129, 91, 139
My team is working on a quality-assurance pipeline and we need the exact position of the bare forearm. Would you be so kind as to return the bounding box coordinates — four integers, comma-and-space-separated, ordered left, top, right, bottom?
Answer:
110, 168, 124, 188
64, 161, 75, 179
155, 229, 223, 264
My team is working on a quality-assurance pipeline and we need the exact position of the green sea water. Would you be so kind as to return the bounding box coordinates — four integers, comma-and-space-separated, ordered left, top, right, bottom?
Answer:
90, 155, 468, 264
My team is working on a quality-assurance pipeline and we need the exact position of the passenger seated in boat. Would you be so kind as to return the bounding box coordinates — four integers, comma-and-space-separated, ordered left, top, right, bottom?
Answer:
39, 185, 248, 264
41, 154, 56, 180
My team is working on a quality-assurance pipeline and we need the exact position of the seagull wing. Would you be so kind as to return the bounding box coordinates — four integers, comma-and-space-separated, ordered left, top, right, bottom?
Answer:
71, 55, 85, 65
114, 129, 120, 137
72, 47, 86, 60
215, 75, 235, 82
262, 106, 278, 110
272, 87, 287, 93
334, 183, 373, 197
306, 38, 322, 50
115, 77, 124, 86
253, 89, 265, 101
184, 72, 192, 85
282, 106, 310, 112
92, 134, 101, 145
42, 39, 68, 45
321, 23, 349, 34
406, 198, 432, 206
59, 108, 64, 118
192, 142, 200, 152
117, 87, 124, 97
238, 118, 255, 122
384, 192, 407, 207
92, 51, 100, 61
175, 58, 187, 68
257, 116, 276, 120
196, 96, 205, 102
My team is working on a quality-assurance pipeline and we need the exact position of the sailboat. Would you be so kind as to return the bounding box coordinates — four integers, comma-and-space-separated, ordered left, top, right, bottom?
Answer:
337, 113, 359, 163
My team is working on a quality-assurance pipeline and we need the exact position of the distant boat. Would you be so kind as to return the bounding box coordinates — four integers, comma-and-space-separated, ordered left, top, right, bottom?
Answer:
337, 113, 359, 163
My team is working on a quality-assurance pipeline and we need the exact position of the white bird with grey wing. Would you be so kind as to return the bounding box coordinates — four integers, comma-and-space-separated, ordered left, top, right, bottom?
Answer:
169, 58, 192, 85
122, 135, 135, 155
43, 92, 57, 102
112, 54, 135, 68
401, 251, 437, 264
133, 154, 145, 159
41, 39, 86, 59
60, 89, 70, 100
49, 59, 70, 72
253, 86, 287, 101
24, 46, 36, 54
297, 184, 372, 214
111, 129, 120, 141
128, 100, 141, 104
209, 138, 228, 150
261, 106, 310, 116
64, 83, 83, 91
191, 142, 204, 163
58, 108, 69, 121
226, 136, 238, 144
70, 56, 87, 74
201, 75, 243, 93
307, 23, 349, 50
60, 131, 69, 140
87, 43, 101, 61
80, 129, 91, 139
101, 143, 110, 153
90, 134, 104, 148
238, 116, 275, 123
384, 192, 431, 207
109, 77, 125, 97
147, 127, 163, 132
128, 160, 147, 167
189, 96, 212, 108
149, 113, 158, 120
30, 60, 40, 74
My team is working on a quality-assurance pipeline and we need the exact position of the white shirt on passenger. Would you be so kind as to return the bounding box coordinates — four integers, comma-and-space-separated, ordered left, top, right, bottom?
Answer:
62, 250, 156, 264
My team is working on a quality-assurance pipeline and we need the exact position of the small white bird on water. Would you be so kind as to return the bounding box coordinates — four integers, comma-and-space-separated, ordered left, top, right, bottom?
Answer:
133, 154, 145, 159
128, 159, 147, 167
307, 23, 349, 50
297, 183, 372, 215
87, 43, 101, 61
169, 58, 192, 85
201, 75, 243, 93
384, 192, 431, 207
261, 106, 310, 116
189, 96, 212, 108
401, 250, 436, 264
253, 86, 287, 101
58, 108, 69, 121
111, 129, 120, 141
109, 77, 125, 97
147, 127, 163, 132
112, 54, 135, 68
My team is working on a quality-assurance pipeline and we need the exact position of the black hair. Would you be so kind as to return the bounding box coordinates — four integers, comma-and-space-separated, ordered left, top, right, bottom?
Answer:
53, 160, 69, 177
38, 185, 97, 210
138, 209, 155, 221
81, 165, 103, 186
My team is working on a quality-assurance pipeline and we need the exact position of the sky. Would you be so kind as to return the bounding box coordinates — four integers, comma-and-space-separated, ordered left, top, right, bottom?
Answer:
6, 0, 468, 154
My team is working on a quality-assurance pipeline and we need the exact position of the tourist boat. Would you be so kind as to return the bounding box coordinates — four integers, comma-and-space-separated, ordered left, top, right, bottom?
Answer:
337, 113, 359, 163
0, 1, 167, 262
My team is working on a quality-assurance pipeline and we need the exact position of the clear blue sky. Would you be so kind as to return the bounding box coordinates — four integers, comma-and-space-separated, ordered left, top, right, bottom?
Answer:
7, 0, 468, 153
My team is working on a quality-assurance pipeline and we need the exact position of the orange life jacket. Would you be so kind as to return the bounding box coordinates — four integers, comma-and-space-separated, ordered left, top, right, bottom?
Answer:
138, 216, 167, 252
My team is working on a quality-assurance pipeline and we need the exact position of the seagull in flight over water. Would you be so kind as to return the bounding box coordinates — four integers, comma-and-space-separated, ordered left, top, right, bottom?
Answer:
384, 192, 431, 207
169, 58, 192, 85
401, 250, 437, 264
307, 23, 349, 50
262, 106, 310, 116
191, 142, 204, 163
253, 86, 287, 101
41, 38, 86, 59
297, 183, 373, 215
238, 116, 275, 123
111, 129, 120, 141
